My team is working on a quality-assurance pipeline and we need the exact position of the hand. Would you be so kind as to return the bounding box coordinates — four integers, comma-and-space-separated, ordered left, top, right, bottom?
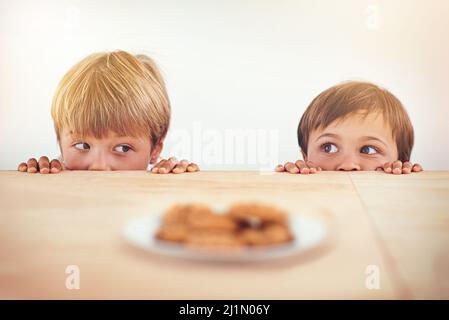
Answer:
376, 160, 423, 174
150, 157, 200, 174
17, 156, 63, 174
275, 160, 322, 174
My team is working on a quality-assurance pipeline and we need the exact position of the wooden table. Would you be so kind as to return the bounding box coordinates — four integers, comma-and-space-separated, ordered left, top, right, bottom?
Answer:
0, 171, 448, 299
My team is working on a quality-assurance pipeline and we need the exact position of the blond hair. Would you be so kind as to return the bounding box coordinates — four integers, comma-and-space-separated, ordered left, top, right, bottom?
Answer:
51, 50, 170, 147
297, 81, 414, 161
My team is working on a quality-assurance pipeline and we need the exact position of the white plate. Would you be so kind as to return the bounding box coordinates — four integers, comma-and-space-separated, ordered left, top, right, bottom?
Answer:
123, 213, 329, 262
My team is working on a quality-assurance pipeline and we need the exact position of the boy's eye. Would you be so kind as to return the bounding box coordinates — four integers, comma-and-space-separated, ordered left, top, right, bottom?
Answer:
74, 142, 90, 150
322, 143, 338, 154
114, 144, 132, 153
360, 145, 378, 155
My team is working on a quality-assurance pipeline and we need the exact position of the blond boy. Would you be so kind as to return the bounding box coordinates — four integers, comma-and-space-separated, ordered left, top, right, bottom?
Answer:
18, 51, 198, 174
276, 81, 423, 174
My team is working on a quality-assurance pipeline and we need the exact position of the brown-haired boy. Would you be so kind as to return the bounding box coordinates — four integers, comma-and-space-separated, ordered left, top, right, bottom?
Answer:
276, 81, 423, 174
17, 50, 198, 174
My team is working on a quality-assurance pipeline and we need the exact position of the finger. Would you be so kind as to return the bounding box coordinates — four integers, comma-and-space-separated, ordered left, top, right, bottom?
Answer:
159, 158, 177, 174
402, 161, 413, 174
383, 162, 392, 173
168, 156, 178, 163
412, 163, 423, 172
151, 159, 165, 173
275, 164, 285, 172
38, 156, 50, 174
306, 161, 321, 174
392, 160, 403, 174
173, 160, 189, 174
295, 160, 310, 174
187, 163, 199, 172
26, 158, 38, 173
284, 162, 299, 174
18, 162, 28, 172
153, 159, 168, 173
50, 159, 63, 173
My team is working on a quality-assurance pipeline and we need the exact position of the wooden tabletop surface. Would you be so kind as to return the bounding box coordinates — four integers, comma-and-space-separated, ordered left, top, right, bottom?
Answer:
1, 170, 448, 299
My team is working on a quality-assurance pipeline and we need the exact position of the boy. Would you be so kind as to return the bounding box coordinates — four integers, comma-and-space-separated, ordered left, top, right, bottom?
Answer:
276, 81, 423, 174
17, 51, 198, 174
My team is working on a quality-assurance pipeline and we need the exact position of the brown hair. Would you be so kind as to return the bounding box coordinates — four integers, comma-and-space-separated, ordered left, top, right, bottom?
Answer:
297, 81, 414, 161
51, 50, 170, 147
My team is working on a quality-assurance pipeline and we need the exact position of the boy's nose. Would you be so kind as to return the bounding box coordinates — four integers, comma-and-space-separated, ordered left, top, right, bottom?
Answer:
338, 166, 360, 171
337, 157, 361, 171
88, 154, 112, 171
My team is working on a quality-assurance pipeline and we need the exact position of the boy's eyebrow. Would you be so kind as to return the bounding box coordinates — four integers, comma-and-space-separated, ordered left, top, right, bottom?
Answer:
315, 133, 340, 141
316, 133, 389, 148
360, 136, 388, 148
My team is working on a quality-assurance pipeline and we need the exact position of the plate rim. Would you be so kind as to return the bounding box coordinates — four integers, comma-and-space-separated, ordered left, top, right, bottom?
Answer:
122, 212, 330, 262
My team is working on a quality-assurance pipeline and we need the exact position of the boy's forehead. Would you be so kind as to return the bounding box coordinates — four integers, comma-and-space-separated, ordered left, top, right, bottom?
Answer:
313, 112, 394, 140
331, 111, 385, 127
61, 129, 149, 141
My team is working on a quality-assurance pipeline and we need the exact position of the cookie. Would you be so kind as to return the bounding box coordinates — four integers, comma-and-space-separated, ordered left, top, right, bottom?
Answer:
262, 224, 293, 244
155, 224, 189, 242
227, 202, 288, 226
188, 213, 238, 232
238, 228, 267, 246
239, 224, 293, 246
186, 231, 243, 248
162, 203, 214, 225
155, 202, 294, 248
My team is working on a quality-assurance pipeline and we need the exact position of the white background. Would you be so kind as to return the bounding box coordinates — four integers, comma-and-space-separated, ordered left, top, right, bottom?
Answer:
1, 0, 448, 170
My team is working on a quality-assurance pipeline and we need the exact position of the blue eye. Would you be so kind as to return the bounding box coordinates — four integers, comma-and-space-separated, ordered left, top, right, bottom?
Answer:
361, 146, 377, 155
74, 142, 90, 150
114, 144, 132, 153
322, 143, 338, 154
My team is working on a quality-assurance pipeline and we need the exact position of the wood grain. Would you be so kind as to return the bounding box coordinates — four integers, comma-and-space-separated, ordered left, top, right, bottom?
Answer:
0, 170, 447, 299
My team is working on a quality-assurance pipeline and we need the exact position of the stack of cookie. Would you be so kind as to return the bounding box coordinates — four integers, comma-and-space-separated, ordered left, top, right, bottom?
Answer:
155, 203, 294, 248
